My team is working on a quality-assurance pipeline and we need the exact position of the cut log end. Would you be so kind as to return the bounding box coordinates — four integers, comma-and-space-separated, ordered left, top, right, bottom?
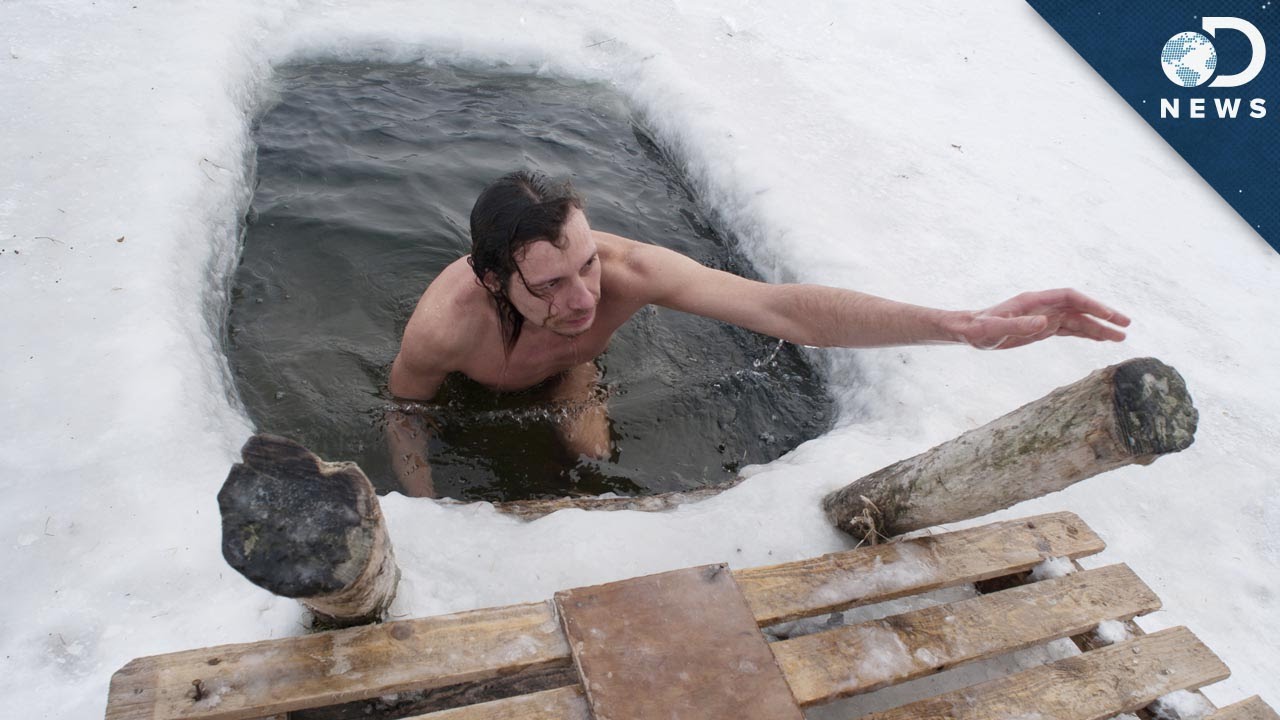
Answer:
1111, 358, 1198, 456
219, 434, 399, 626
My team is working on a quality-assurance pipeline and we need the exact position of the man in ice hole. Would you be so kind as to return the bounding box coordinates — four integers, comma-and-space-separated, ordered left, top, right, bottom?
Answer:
387, 170, 1131, 497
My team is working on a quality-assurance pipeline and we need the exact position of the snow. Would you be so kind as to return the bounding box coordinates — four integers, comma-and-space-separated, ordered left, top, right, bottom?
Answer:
1093, 618, 1134, 646
845, 623, 915, 690
1, 0, 1277, 717
1028, 556, 1075, 582
1151, 690, 1217, 720
807, 544, 941, 609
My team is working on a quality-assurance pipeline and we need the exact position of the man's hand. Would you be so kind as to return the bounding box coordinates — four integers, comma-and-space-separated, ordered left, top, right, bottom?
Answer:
951, 288, 1131, 350
386, 409, 437, 498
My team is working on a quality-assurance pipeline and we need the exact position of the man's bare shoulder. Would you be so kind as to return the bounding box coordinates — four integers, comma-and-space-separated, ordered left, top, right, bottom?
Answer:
593, 230, 642, 265
593, 230, 697, 307
594, 231, 662, 301
399, 257, 491, 369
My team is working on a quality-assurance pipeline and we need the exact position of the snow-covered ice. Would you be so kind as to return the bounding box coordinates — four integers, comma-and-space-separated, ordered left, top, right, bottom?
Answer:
1, 1, 1277, 716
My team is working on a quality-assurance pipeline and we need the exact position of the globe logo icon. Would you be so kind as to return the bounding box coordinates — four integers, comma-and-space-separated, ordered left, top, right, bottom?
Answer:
1161, 31, 1218, 87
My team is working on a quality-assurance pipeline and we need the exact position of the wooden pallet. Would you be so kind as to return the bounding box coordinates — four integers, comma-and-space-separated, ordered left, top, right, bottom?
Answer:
106, 512, 1277, 720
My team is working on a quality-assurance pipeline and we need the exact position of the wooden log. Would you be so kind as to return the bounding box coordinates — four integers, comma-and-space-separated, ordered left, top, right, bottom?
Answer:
822, 357, 1197, 543
218, 434, 400, 627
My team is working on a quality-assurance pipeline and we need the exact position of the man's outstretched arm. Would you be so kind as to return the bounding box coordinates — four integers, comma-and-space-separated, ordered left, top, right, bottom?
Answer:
619, 238, 1130, 350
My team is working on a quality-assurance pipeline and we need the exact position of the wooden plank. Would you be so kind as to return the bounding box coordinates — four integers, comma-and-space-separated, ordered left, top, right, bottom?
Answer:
772, 563, 1161, 705
105, 602, 569, 720
1065, 558, 1220, 720
862, 627, 1230, 720
414, 563, 1163, 720
106, 512, 1101, 720
1210, 697, 1280, 720
555, 565, 803, 720
737, 511, 1105, 625
408, 687, 589, 720
290, 664, 578, 720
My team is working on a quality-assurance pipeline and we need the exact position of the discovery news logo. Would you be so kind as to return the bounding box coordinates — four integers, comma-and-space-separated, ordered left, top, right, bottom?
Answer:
1159, 16, 1267, 119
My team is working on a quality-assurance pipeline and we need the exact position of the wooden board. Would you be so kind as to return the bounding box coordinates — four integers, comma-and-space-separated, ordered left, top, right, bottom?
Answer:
1211, 697, 1280, 720
108, 512, 1102, 720
106, 602, 568, 720
772, 563, 1161, 705
861, 626, 1230, 720
107, 512, 1273, 720
736, 512, 1104, 625
407, 687, 589, 720
1063, 557, 1236, 719
555, 564, 803, 720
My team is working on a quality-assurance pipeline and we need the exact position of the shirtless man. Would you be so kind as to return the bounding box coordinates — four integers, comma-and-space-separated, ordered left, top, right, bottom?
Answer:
387, 170, 1131, 497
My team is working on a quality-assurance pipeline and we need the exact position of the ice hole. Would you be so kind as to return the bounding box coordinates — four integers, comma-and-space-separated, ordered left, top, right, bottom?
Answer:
226, 62, 833, 501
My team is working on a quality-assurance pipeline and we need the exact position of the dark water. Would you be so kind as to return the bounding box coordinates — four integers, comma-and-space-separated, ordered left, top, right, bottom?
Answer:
226, 62, 833, 501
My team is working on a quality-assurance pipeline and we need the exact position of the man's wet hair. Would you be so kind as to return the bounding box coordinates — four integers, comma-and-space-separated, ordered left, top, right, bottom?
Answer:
468, 170, 585, 352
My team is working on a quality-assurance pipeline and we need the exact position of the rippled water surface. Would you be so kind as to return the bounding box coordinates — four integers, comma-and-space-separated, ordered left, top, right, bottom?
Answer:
226, 62, 833, 501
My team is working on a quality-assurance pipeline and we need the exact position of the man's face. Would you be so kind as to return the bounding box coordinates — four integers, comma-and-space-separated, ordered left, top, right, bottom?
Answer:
506, 208, 601, 337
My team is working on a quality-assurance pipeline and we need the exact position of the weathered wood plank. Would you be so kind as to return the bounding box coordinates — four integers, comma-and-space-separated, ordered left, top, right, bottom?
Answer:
861, 627, 1229, 720
1066, 558, 1221, 720
556, 565, 802, 720
105, 602, 568, 720
1210, 697, 1280, 720
738, 512, 1104, 625
407, 687, 589, 720
408, 564, 1165, 720
290, 665, 579, 720
773, 563, 1161, 705
106, 512, 1101, 720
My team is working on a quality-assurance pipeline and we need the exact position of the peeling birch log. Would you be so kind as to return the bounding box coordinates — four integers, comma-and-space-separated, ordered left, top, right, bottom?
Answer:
218, 434, 400, 627
822, 357, 1198, 544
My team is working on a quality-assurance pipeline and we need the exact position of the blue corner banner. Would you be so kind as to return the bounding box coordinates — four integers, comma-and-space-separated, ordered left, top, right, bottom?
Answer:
1025, 1, 1280, 254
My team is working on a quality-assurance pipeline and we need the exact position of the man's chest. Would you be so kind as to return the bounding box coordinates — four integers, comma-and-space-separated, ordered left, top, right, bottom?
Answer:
457, 321, 616, 391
